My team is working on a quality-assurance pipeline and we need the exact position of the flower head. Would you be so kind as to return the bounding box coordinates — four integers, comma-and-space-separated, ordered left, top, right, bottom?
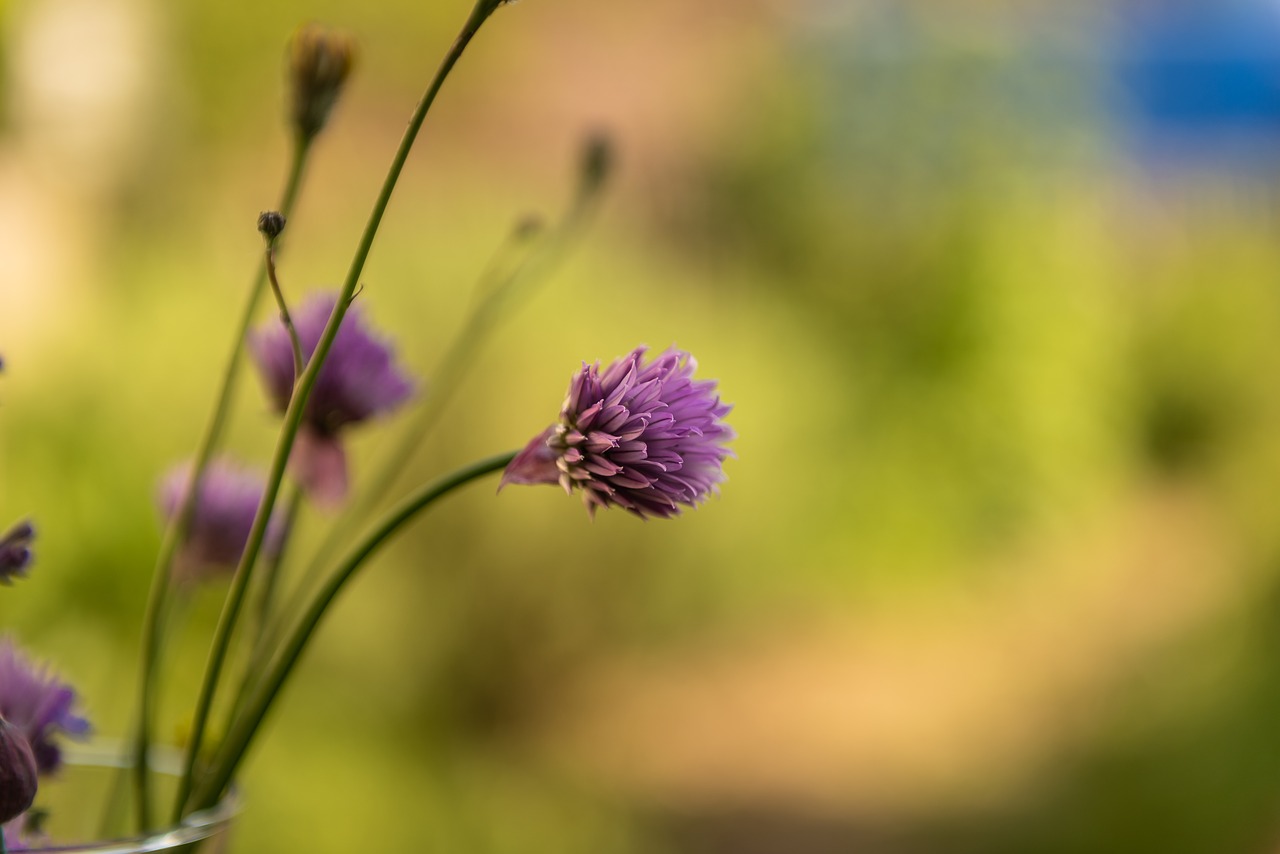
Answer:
0, 521, 34, 584
0, 638, 89, 775
250, 292, 414, 505
287, 23, 356, 141
504, 346, 734, 519
158, 459, 285, 582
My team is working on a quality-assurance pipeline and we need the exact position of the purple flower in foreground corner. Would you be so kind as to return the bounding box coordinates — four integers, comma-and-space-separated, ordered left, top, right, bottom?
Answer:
250, 292, 414, 506
0, 716, 37, 824
158, 459, 286, 582
503, 346, 734, 519
0, 521, 34, 584
0, 638, 89, 776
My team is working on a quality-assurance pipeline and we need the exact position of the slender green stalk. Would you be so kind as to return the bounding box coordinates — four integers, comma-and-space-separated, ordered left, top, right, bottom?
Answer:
129, 133, 312, 832
264, 244, 305, 380
173, 0, 505, 821
189, 451, 516, 812
261, 220, 543, 646
268, 144, 609, 652
225, 483, 304, 726
367, 133, 609, 508
254, 484, 304, 647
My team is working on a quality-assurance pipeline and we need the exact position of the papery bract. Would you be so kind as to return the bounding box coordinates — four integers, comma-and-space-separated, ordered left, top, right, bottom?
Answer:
504, 346, 734, 519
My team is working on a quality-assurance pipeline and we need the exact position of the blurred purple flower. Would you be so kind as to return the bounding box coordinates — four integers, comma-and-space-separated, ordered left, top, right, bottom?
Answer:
0, 521, 34, 584
0, 638, 89, 776
158, 459, 285, 582
250, 292, 414, 506
0, 716, 37, 824
503, 346, 734, 519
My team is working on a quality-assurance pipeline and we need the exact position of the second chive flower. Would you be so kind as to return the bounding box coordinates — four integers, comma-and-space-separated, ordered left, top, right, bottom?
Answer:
250, 292, 415, 506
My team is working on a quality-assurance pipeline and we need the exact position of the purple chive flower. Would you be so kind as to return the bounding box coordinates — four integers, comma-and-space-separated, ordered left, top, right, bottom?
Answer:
0, 716, 37, 825
0, 521, 34, 584
158, 459, 285, 582
0, 638, 89, 776
503, 346, 734, 519
250, 292, 414, 506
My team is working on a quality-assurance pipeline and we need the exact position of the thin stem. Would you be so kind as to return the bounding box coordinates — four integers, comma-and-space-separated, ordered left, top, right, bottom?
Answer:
265, 244, 305, 380
129, 132, 312, 832
266, 220, 542, 643
225, 484, 304, 726
173, 1, 502, 821
255, 484, 304, 647
272, 150, 606, 645
190, 451, 516, 812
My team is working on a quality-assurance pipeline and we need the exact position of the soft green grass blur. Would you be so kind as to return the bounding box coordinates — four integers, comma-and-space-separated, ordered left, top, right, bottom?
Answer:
4, 1, 1280, 852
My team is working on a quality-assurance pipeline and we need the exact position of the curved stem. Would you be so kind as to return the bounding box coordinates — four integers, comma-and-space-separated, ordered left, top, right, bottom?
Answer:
272, 147, 607, 648
130, 132, 311, 832
265, 244, 305, 380
173, 1, 503, 820
190, 451, 516, 812
267, 221, 542, 643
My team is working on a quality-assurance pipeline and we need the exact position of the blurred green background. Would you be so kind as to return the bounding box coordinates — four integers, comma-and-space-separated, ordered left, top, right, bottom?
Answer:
5, 0, 1280, 851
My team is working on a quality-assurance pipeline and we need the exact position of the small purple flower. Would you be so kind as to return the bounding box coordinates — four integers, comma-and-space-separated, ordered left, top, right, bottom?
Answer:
158, 459, 285, 582
0, 521, 34, 584
250, 292, 414, 506
0, 638, 89, 776
0, 716, 37, 824
503, 346, 734, 519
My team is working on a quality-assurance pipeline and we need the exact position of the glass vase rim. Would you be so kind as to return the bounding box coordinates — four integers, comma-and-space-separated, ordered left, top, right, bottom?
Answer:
20, 739, 238, 853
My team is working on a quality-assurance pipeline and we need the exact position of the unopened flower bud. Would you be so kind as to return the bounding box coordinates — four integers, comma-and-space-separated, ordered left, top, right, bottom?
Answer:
0, 717, 37, 824
578, 131, 614, 196
0, 521, 34, 584
513, 214, 545, 241
287, 23, 356, 142
258, 211, 286, 241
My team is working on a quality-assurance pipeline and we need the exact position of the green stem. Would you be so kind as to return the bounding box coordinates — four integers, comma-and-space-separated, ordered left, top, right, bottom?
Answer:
190, 451, 516, 812
173, 0, 503, 821
255, 485, 304, 647
129, 132, 311, 832
272, 144, 606, 646
225, 484, 304, 726
266, 220, 543, 642
265, 244, 306, 380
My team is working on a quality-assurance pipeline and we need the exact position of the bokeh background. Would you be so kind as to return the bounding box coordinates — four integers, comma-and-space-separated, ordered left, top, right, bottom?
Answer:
4, 0, 1280, 851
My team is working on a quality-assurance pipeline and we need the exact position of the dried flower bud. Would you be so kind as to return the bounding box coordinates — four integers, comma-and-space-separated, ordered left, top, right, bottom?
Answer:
287, 23, 356, 142
258, 211, 286, 241
0, 521, 34, 584
578, 131, 614, 197
0, 717, 37, 825
513, 214, 545, 241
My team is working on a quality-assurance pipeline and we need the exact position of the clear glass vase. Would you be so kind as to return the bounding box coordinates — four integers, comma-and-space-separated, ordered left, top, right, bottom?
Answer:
15, 742, 237, 853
